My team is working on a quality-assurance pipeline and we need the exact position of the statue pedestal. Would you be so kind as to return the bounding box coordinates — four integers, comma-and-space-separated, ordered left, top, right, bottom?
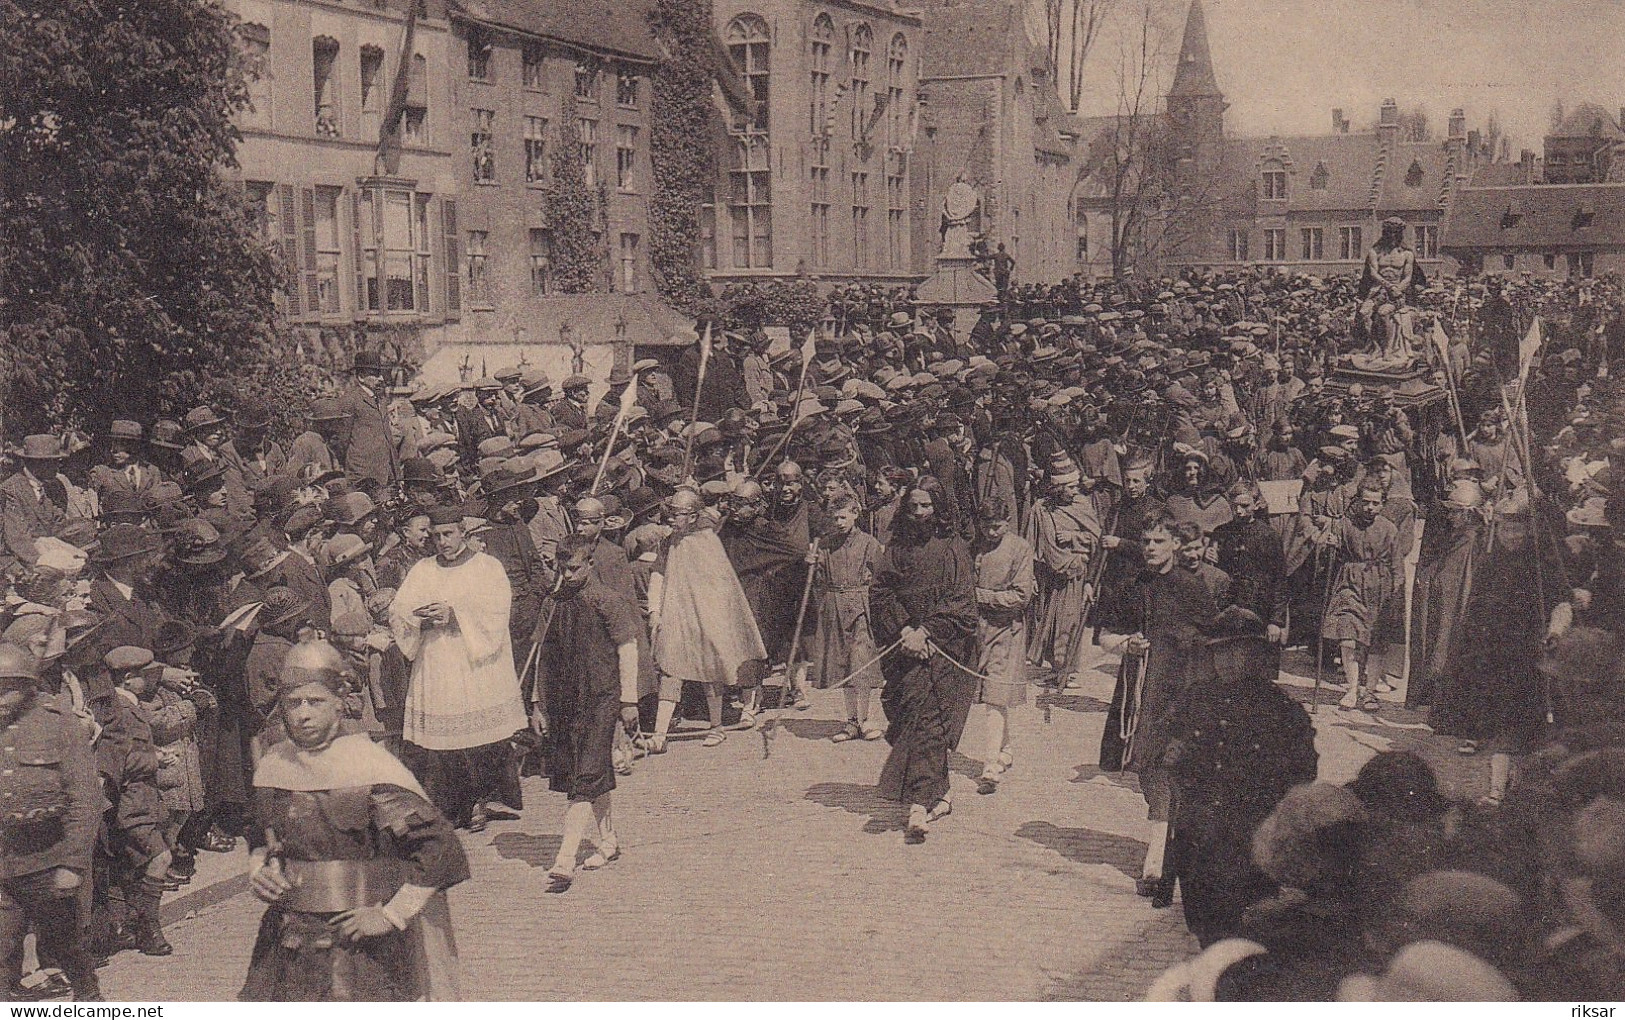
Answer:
915, 257, 997, 338
1328, 358, 1446, 409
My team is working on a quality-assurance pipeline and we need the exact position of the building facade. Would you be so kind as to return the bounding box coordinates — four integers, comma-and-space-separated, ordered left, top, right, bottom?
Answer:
446, 0, 660, 348
704, 0, 923, 286
228, 0, 463, 345
911, 0, 1085, 285
1085, 0, 1488, 282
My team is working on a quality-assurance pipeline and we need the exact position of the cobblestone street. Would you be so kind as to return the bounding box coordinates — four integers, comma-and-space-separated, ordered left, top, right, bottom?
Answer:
99, 646, 1484, 1002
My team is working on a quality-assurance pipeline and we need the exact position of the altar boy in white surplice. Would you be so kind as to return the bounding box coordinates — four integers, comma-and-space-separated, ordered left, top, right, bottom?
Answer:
389, 506, 527, 830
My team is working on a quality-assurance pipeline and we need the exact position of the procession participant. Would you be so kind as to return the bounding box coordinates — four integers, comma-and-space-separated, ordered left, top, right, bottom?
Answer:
1255, 421, 1309, 481
0, 644, 103, 1002
86, 524, 167, 654
1212, 479, 1290, 648
1098, 508, 1222, 905
646, 489, 767, 752
480, 469, 552, 669
388, 508, 526, 831
1, 435, 70, 569
241, 640, 468, 1001
871, 476, 978, 844
1311, 482, 1402, 711
1166, 601, 1318, 946
335, 351, 402, 489
530, 536, 640, 892
236, 402, 288, 493
971, 495, 1033, 794
89, 420, 164, 504
807, 492, 884, 743
1165, 449, 1234, 535
511, 372, 554, 439
1026, 450, 1100, 689
376, 508, 432, 591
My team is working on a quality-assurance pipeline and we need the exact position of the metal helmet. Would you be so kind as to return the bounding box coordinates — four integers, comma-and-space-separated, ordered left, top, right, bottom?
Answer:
276, 638, 350, 696
0, 644, 42, 683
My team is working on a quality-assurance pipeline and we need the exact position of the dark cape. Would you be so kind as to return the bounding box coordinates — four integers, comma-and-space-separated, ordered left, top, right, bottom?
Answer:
722, 510, 812, 665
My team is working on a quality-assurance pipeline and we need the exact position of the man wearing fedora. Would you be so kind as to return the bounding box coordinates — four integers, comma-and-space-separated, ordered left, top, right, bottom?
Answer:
548, 375, 592, 434
284, 398, 345, 483
2, 435, 71, 568
334, 350, 401, 489
89, 421, 165, 505
86, 525, 168, 656
179, 406, 253, 518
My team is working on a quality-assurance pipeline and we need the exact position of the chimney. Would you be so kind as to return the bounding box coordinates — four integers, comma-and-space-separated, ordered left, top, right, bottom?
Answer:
1618, 107, 1624, 132
1378, 98, 1399, 148
1332, 108, 1349, 134
1520, 148, 1536, 184
1448, 108, 1466, 140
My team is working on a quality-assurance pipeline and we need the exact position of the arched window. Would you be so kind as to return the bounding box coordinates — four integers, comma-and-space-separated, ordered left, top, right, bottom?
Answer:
1261, 161, 1287, 200
726, 15, 770, 132
886, 33, 907, 148
1404, 158, 1424, 187
850, 23, 872, 147
810, 14, 833, 136
726, 15, 772, 268
1310, 161, 1329, 190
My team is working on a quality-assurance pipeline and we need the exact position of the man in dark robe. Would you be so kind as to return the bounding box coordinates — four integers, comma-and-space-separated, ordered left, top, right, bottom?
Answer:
1211, 479, 1289, 656
871, 477, 977, 844
531, 537, 641, 891
1166, 603, 1318, 946
720, 479, 810, 722
1098, 508, 1222, 905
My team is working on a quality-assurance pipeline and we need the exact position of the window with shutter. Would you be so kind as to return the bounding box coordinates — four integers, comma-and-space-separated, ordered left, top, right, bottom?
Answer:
278, 183, 301, 311
301, 187, 320, 318
442, 198, 461, 316
352, 189, 367, 316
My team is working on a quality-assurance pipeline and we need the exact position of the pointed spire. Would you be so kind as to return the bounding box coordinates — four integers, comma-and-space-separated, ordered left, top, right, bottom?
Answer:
1168, 0, 1222, 99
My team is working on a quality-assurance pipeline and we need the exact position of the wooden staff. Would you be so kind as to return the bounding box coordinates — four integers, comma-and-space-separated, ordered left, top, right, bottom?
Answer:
680, 323, 713, 481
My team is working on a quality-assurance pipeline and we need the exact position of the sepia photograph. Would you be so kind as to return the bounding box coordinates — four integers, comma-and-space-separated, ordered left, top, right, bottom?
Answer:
0, 0, 1623, 1004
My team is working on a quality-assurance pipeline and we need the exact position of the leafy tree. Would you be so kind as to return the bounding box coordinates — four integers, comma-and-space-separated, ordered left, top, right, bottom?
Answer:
0, 0, 284, 434
543, 118, 606, 293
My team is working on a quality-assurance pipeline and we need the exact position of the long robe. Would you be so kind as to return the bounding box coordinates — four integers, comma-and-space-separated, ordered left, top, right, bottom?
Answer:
535, 580, 641, 802
872, 527, 978, 808
1318, 515, 1400, 647
653, 526, 767, 687
1025, 494, 1100, 676
975, 531, 1035, 707
1098, 564, 1220, 774
241, 735, 467, 1001
808, 528, 882, 691
722, 513, 810, 667
1406, 508, 1483, 708
389, 552, 525, 751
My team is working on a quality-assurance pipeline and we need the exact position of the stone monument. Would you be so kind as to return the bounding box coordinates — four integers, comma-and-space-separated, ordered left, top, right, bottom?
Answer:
915, 179, 997, 338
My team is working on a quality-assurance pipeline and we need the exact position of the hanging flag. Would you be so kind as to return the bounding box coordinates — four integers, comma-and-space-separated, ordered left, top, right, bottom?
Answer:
1430, 321, 1452, 364
374, 3, 418, 177
698, 322, 713, 372
616, 367, 640, 418
800, 330, 818, 367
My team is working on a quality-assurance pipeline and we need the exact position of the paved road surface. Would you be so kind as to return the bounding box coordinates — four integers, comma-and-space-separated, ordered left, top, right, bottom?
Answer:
98, 645, 1483, 1001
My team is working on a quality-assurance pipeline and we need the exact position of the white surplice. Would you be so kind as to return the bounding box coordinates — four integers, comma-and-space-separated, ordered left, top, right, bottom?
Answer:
390, 551, 526, 750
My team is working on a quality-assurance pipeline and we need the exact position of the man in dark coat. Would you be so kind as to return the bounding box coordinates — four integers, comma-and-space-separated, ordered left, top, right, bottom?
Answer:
872, 477, 978, 844
1166, 604, 1318, 947
86, 525, 167, 656
0, 435, 70, 568
334, 350, 400, 488
0, 645, 103, 1001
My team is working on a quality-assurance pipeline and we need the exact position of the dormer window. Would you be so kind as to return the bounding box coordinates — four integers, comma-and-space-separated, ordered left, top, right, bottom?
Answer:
1310, 162, 1328, 190
1404, 159, 1424, 187
1262, 169, 1287, 200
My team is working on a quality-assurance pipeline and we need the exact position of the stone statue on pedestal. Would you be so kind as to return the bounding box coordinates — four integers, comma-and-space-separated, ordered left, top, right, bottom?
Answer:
937, 180, 979, 260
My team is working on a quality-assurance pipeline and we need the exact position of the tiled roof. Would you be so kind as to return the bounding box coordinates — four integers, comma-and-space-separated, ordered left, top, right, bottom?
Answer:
1549, 103, 1624, 141
450, 0, 662, 62
1441, 183, 1625, 250
1471, 162, 1534, 187
1215, 133, 1461, 216
1376, 140, 1454, 210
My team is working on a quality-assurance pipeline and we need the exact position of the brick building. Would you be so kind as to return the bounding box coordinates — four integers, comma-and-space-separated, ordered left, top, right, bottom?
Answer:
910, 0, 1085, 285
1155, 0, 1484, 279
704, 0, 923, 286
432, 0, 689, 389
227, 0, 463, 342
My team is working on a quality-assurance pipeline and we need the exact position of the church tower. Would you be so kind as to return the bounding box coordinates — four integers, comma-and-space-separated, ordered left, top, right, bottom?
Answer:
1165, 0, 1227, 261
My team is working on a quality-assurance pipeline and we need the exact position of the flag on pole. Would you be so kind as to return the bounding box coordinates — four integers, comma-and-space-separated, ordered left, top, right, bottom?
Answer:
1517, 317, 1543, 383
615, 366, 640, 419
698, 323, 713, 373
800, 330, 818, 368
1431, 321, 1452, 364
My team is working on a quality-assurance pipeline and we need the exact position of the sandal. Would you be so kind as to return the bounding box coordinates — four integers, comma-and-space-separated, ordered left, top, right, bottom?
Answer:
998, 749, 1013, 768
1360, 693, 1380, 712
545, 866, 574, 893
199, 831, 236, 853
860, 723, 885, 741
830, 720, 861, 743
582, 845, 621, 870
1457, 739, 1479, 756
1372, 678, 1397, 694
702, 729, 726, 748
646, 734, 668, 755
730, 709, 758, 731
927, 798, 952, 822
1337, 689, 1361, 710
